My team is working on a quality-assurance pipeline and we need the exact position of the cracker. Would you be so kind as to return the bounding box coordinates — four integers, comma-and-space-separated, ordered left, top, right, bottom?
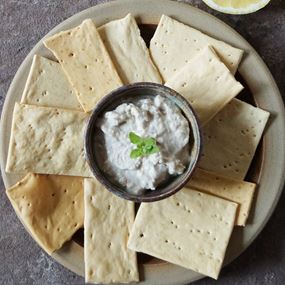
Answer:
188, 168, 256, 226
84, 178, 139, 283
150, 15, 243, 82
165, 46, 243, 125
5, 103, 92, 177
128, 188, 237, 279
21, 55, 82, 110
6, 173, 84, 254
44, 19, 122, 112
99, 14, 162, 84
199, 98, 270, 179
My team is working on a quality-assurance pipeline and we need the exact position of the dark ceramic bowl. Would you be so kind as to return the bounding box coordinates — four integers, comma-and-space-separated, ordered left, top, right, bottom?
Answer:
84, 82, 202, 202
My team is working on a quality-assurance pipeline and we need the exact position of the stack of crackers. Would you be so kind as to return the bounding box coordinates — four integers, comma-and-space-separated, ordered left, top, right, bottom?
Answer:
5, 14, 269, 283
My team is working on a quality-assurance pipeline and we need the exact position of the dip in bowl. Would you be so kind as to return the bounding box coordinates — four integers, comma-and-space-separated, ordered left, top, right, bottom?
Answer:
85, 83, 201, 202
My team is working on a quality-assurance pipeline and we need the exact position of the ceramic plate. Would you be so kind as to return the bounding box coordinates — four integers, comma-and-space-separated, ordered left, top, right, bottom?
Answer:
1, 0, 285, 284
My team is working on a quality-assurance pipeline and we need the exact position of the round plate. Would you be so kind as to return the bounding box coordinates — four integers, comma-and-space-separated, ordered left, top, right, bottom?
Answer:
1, 0, 285, 284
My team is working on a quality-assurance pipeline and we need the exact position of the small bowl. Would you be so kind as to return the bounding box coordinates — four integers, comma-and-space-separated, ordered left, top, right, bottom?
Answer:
84, 82, 202, 202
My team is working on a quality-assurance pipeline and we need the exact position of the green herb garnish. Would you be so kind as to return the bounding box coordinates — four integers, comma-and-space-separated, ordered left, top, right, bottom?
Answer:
129, 132, 160, 159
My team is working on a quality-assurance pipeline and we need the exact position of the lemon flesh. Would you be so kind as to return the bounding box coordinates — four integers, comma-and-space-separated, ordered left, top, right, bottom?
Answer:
202, 0, 271, 14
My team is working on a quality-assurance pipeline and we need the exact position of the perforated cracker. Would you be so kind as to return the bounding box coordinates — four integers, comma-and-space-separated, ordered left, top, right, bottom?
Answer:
99, 14, 162, 84
188, 168, 256, 226
150, 15, 244, 82
6, 173, 84, 254
128, 188, 237, 279
84, 178, 139, 283
165, 46, 243, 125
21, 55, 82, 110
199, 98, 270, 179
44, 19, 122, 112
6, 103, 92, 177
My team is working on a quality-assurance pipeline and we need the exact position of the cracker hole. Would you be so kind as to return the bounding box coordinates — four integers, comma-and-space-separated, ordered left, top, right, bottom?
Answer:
213, 237, 217, 241
89, 86, 94, 91
72, 201, 75, 205
209, 58, 213, 62
84, 65, 88, 69
107, 205, 111, 210
165, 240, 169, 243
57, 227, 61, 232
27, 203, 31, 207
178, 247, 182, 250
170, 221, 174, 224
68, 52, 74, 57
74, 223, 78, 227
51, 193, 55, 197
36, 99, 40, 102
139, 233, 144, 238
230, 62, 234, 65
42, 90, 47, 96
44, 225, 48, 229
108, 242, 112, 248
181, 82, 187, 88
90, 233, 93, 239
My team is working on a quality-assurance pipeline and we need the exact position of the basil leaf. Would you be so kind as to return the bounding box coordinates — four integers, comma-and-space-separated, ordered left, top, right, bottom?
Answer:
130, 148, 142, 158
129, 132, 143, 145
148, 145, 160, 154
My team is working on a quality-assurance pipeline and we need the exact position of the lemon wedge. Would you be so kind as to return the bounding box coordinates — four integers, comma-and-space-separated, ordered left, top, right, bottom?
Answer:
202, 0, 271, 14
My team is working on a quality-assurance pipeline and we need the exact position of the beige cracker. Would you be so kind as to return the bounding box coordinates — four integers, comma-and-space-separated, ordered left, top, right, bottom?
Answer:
84, 178, 139, 283
6, 173, 84, 254
188, 168, 256, 226
21, 55, 82, 110
199, 98, 270, 179
6, 103, 92, 177
44, 19, 122, 112
165, 46, 243, 125
150, 15, 243, 82
128, 188, 237, 279
99, 14, 162, 84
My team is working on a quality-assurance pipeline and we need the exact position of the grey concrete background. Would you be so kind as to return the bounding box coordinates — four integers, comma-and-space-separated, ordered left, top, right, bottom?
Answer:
0, 0, 284, 284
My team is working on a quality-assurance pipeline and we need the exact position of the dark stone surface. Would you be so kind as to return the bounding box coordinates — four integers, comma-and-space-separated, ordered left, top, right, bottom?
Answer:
0, 0, 284, 284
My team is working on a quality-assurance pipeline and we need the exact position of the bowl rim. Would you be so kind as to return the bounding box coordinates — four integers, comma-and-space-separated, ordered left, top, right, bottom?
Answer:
84, 82, 202, 202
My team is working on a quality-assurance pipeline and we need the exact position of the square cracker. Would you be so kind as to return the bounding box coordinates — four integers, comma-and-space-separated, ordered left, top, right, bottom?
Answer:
6, 173, 84, 254
84, 178, 139, 283
99, 14, 162, 84
150, 15, 243, 82
165, 46, 243, 125
44, 19, 122, 112
199, 98, 270, 179
128, 188, 237, 279
5, 103, 92, 177
21, 55, 82, 110
188, 168, 256, 226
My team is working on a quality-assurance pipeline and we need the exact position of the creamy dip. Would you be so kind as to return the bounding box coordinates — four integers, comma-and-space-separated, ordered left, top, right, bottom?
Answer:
98, 95, 190, 194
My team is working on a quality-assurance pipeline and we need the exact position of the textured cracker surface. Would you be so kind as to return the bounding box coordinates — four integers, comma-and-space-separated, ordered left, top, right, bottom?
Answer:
0, 1, 285, 284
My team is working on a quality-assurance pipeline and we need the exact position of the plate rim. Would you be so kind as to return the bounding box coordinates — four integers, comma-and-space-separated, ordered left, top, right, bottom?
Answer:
1, 0, 285, 284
